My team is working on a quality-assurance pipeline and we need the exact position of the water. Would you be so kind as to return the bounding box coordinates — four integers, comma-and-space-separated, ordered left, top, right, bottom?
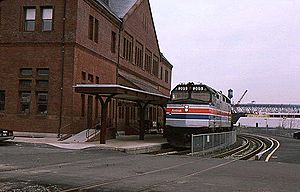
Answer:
236, 117, 300, 129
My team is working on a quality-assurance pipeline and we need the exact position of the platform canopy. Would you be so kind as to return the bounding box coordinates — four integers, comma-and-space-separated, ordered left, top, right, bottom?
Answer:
74, 84, 170, 143
74, 84, 170, 105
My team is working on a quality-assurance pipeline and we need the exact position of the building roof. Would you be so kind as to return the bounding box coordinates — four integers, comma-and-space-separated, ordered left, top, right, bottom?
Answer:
96, 0, 138, 18
74, 84, 169, 105
118, 70, 164, 95
94, 0, 174, 70
160, 53, 173, 69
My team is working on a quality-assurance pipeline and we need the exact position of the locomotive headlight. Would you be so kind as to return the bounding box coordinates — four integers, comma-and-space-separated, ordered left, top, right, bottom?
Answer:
184, 105, 189, 112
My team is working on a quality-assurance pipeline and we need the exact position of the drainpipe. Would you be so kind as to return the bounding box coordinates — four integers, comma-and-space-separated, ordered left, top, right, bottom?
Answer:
114, 22, 122, 133
58, 0, 67, 138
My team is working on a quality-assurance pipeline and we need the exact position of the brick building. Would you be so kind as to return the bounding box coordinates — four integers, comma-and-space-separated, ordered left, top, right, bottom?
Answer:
0, 0, 172, 136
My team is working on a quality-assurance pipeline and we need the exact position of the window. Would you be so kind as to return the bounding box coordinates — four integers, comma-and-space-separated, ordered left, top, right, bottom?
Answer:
122, 106, 125, 119
19, 80, 32, 88
0, 8, 2, 27
94, 19, 99, 43
41, 7, 53, 31
153, 55, 159, 77
118, 106, 122, 119
88, 15, 94, 40
142, 14, 149, 32
24, 7, 36, 31
20, 68, 32, 77
81, 71, 86, 82
81, 94, 85, 117
96, 76, 100, 84
160, 66, 163, 80
0, 91, 5, 111
20, 92, 31, 114
145, 49, 152, 73
37, 92, 48, 114
36, 80, 48, 88
165, 70, 169, 83
37, 68, 49, 76
135, 41, 143, 68
111, 31, 117, 53
88, 74, 93, 83
122, 34, 133, 62
172, 92, 189, 101
191, 92, 211, 102
88, 15, 99, 43
95, 97, 98, 119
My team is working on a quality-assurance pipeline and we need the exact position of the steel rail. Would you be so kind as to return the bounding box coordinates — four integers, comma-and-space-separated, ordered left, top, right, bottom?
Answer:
239, 134, 265, 160
212, 134, 266, 160
265, 138, 280, 162
254, 135, 274, 160
211, 136, 249, 158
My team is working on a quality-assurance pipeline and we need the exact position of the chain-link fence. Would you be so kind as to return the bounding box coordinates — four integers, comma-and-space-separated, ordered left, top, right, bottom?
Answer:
191, 131, 236, 156
236, 127, 299, 138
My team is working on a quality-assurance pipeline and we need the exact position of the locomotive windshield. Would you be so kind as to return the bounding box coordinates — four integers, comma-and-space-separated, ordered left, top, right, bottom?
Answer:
171, 92, 189, 100
170, 84, 212, 103
190, 92, 211, 102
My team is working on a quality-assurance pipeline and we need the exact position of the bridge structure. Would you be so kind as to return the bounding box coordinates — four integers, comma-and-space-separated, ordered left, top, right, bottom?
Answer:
231, 104, 300, 124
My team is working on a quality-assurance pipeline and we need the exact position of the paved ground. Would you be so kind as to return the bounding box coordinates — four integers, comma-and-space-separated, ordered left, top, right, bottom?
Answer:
271, 136, 300, 164
238, 127, 300, 164
13, 134, 167, 153
1, 139, 300, 192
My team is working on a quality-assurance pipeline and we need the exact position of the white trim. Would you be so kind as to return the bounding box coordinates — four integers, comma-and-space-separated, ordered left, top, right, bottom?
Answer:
74, 84, 170, 99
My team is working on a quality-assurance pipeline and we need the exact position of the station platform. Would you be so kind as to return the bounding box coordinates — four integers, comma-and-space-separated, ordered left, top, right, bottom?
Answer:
13, 132, 168, 153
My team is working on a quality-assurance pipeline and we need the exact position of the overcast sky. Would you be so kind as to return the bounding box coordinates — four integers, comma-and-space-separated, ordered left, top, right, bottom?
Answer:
150, 0, 300, 104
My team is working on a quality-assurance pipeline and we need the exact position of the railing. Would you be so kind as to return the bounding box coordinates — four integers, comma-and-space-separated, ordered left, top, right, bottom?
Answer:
237, 127, 298, 138
58, 123, 72, 138
86, 122, 101, 139
232, 104, 300, 114
191, 131, 236, 156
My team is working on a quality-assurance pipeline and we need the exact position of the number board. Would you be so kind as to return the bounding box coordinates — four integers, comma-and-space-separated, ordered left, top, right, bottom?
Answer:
191, 86, 207, 91
174, 85, 207, 92
175, 86, 188, 91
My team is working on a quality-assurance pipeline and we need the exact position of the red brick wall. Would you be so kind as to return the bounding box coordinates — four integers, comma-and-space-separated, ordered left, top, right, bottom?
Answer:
71, 46, 117, 131
0, 44, 67, 133
75, 0, 120, 64
118, 0, 172, 96
0, 0, 172, 135
0, 0, 77, 44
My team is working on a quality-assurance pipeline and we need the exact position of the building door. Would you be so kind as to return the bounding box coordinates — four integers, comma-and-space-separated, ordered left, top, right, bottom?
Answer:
87, 96, 93, 129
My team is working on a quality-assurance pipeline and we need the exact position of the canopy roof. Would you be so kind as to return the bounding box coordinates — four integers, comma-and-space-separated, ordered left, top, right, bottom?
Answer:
74, 84, 170, 105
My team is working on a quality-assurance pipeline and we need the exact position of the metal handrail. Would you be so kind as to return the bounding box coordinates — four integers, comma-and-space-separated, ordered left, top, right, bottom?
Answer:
86, 122, 101, 139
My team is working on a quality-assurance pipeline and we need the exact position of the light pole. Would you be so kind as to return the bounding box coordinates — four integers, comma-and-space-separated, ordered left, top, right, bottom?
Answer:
265, 118, 268, 133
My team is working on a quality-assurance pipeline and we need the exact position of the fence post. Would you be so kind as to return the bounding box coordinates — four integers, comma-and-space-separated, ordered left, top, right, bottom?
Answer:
202, 135, 205, 156
191, 134, 194, 156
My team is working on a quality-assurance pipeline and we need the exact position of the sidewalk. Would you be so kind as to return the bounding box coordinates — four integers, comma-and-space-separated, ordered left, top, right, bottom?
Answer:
13, 132, 167, 153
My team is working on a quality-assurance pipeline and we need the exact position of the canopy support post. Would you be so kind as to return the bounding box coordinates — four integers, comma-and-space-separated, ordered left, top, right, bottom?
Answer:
137, 101, 150, 140
98, 94, 116, 144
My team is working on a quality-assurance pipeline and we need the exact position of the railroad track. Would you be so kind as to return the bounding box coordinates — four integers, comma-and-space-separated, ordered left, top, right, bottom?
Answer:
254, 135, 281, 162
148, 146, 191, 156
151, 134, 280, 161
212, 134, 280, 161
212, 134, 265, 160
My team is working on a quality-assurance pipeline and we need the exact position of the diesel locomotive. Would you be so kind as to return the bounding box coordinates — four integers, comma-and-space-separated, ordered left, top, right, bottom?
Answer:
165, 82, 232, 148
